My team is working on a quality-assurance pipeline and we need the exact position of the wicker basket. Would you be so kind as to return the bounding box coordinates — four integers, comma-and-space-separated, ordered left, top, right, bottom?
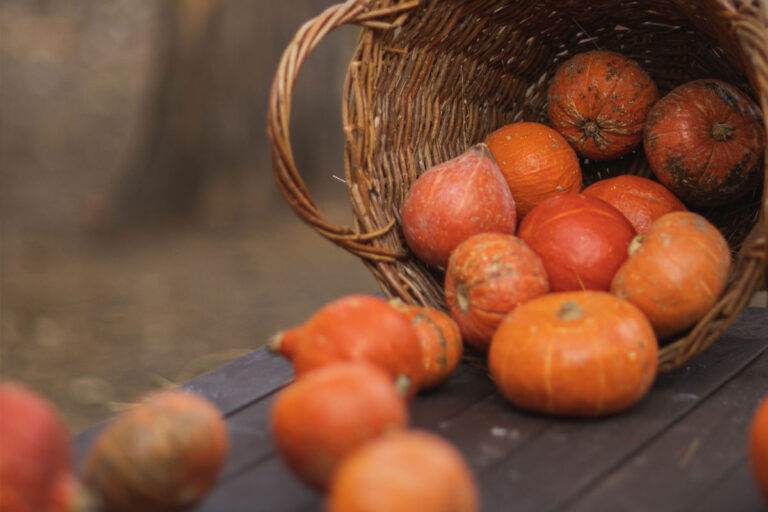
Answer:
268, 0, 768, 372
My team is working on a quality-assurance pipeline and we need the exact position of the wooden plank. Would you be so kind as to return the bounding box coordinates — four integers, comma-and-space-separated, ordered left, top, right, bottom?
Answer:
686, 459, 765, 512
562, 350, 768, 512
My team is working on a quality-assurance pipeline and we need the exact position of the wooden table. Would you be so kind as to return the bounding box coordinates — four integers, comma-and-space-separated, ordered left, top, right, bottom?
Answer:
74, 307, 768, 511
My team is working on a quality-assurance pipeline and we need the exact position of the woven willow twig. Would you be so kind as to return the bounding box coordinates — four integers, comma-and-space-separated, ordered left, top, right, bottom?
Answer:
268, 0, 768, 372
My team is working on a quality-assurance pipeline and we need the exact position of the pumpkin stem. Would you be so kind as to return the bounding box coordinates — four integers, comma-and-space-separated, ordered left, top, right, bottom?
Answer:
710, 121, 734, 141
268, 331, 285, 354
394, 374, 412, 398
556, 300, 584, 321
628, 235, 644, 257
582, 120, 600, 140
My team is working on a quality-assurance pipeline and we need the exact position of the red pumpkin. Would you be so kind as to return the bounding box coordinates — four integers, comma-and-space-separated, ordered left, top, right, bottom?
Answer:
582, 175, 686, 234
401, 144, 517, 269
643, 79, 765, 206
610, 211, 731, 339
517, 194, 636, 291
489, 291, 658, 417
0, 382, 75, 512
750, 394, 768, 503
271, 362, 408, 490
275, 294, 425, 396
548, 50, 659, 160
444, 232, 549, 351
327, 430, 479, 512
485, 122, 582, 217
389, 301, 463, 390
84, 390, 229, 512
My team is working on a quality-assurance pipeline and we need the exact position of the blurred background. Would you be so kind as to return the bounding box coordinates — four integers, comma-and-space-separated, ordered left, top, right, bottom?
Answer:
1, 0, 380, 431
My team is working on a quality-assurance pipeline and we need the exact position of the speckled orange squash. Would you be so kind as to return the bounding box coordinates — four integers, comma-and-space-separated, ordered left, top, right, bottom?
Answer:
444, 232, 549, 351
489, 291, 658, 417
610, 211, 731, 339
83, 390, 229, 512
389, 301, 463, 390
582, 175, 687, 234
327, 430, 479, 512
275, 294, 425, 397
643, 79, 765, 206
485, 122, 582, 217
271, 362, 408, 491
749, 394, 768, 503
548, 50, 659, 160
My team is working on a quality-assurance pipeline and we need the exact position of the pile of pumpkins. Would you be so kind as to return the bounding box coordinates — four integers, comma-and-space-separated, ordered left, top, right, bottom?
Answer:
1, 49, 767, 512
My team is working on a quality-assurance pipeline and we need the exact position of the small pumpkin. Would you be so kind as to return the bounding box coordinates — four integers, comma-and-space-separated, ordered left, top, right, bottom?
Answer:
444, 232, 549, 351
643, 79, 765, 206
327, 430, 479, 512
582, 175, 686, 234
517, 193, 636, 292
749, 393, 768, 503
401, 144, 517, 269
548, 50, 659, 160
272, 294, 425, 396
389, 301, 463, 390
610, 211, 732, 339
83, 390, 228, 512
485, 122, 582, 217
488, 291, 658, 417
270, 362, 408, 490
0, 381, 78, 512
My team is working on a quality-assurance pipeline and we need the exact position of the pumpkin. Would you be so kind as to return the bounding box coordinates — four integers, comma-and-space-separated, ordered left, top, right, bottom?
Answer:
610, 211, 731, 339
273, 294, 425, 396
327, 430, 479, 512
484, 122, 582, 217
83, 390, 228, 512
643, 79, 765, 206
389, 300, 463, 390
0, 381, 78, 512
488, 291, 658, 417
401, 144, 517, 269
444, 232, 549, 351
270, 362, 408, 490
582, 175, 687, 234
548, 50, 659, 160
517, 193, 636, 291
749, 393, 768, 503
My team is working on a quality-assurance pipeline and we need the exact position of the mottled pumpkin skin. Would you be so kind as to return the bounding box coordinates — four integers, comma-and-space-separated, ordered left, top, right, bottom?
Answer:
517, 194, 636, 292
270, 362, 408, 491
610, 211, 732, 339
327, 430, 479, 512
749, 394, 768, 503
548, 50, 659, 160
485, 122, 582, 217
84, 390, 229, 512
643, 79, 765, 206
401, 144, 517, 269
582, 174, 687, 234
489, 291, 658, 417
444, 233, 549, 351
389, 301, 463, 390
0, 382, 73, 512
285, 295, 425, 396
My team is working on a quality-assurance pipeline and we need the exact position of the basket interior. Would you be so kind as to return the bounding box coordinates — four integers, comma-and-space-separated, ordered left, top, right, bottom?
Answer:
341, 0, 765, 310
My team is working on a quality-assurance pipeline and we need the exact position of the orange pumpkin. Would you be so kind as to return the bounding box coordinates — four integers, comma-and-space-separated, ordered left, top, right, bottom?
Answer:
548, 50, 659, 160
274, 294, 425, 396
0, 381, 77, 512
271, 362, 408, 491
485, 122, 582, 217
610, 211, 731, 339
444, 232, 549, 351
749, 394, 768, 503
582, 175, 686, 234
489, 291, 658, 417
83, 390, 229, 512
389, 301, 463, 390
643, 79, 765, 206
327, 430, 479, 512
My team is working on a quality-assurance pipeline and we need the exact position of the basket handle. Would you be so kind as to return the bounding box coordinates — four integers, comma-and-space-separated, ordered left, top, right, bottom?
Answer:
267, 0, 418, 262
